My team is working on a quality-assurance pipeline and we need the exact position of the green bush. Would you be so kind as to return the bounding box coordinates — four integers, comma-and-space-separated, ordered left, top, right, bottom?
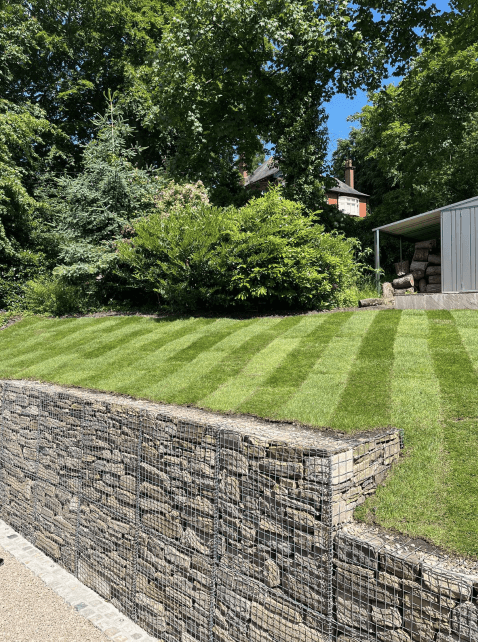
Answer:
23, 277, 85, 316
0, 250, 51, 310
339, 274, 379, 308
119, 189, 366, 312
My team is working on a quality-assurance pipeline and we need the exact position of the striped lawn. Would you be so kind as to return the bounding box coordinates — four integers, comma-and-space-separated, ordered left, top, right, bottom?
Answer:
1, 310, 478, 556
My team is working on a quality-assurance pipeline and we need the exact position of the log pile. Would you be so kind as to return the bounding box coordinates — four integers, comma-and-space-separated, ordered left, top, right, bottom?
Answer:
412, 239, 442, 293
388, 239, 441, 295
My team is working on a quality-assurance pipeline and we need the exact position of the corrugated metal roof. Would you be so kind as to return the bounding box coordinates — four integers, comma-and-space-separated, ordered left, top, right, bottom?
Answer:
373, 209, 441, 241
373, 195, 478, 241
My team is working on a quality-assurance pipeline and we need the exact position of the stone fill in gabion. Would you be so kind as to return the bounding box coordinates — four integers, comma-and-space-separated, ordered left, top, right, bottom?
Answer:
8, 380, 477, 642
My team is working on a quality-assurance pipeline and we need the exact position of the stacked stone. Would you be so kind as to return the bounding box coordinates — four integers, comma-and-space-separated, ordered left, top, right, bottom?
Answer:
0, 386, 40, 541
213, 433, 329, 642
335, 524, 478, 642
0, 380, 402, 642
77, 401, 141, 619
35, 393, 84, 573
331, 435, 401, 526
0, 386, 86, 573
133, 415, 218, 641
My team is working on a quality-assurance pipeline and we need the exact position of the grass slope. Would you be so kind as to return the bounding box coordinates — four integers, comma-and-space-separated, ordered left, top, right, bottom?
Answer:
0, 310, 477, 557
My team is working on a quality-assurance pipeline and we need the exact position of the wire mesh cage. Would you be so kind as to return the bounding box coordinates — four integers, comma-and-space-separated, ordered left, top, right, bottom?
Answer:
1, 380, 477, 642
0, 385, 39, 541
33, 390, 83, 572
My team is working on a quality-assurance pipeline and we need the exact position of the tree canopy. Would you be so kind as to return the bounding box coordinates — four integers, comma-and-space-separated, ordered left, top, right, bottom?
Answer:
0, 98, 67, 306
134, 0, 439, 206
333, 27, 478, 225
0, 0, 169, 161
0, 0, 458, 310
330, 6, 478, 270
1, 0, 441, 191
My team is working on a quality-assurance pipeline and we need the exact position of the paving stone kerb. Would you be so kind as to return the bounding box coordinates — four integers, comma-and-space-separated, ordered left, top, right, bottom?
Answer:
1, 381, 476, 642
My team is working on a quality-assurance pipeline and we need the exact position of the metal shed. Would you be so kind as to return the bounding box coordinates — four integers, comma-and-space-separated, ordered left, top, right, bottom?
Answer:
373, 195, 478, 310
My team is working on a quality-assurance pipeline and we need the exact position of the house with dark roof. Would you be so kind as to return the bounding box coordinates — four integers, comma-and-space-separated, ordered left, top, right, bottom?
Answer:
243, 158, 369, 218
243, 158, 284, 193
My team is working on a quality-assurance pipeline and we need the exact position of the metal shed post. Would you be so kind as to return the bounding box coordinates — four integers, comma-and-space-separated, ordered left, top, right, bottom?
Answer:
374, 229, 380, 294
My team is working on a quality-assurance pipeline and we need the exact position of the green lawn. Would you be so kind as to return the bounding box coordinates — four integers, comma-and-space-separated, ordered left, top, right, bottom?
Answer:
1, 310, 477, 557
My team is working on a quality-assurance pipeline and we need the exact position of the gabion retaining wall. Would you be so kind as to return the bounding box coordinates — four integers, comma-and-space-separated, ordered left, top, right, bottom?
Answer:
1, 380, 477, 642
334, 523, 478, 642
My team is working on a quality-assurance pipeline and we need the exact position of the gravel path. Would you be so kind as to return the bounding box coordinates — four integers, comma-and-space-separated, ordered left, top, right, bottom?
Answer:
0, 544, 111, 642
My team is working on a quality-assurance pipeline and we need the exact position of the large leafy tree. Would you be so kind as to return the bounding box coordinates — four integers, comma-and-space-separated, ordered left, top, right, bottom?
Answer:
0, 99, 67, 306
134, 0, 439, 208
1, 0, 442, 206
333, 37, 478, 219
330, 7, 478, 270
0, 0, 170, 162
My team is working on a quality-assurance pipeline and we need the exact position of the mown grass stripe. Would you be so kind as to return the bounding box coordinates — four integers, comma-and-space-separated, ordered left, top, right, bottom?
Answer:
0, 316, 72, 341
75, 318, 219, 393
427, 310, 478, 419
356, 311, 448, 545
200, 316, 305, 411
10, 317, 159, 380
121, 318, 257, 399
441, 415, 478, 556
0, 315, 45, 337
67, 317, 210, 388
427, 310, 478, 555
3, 316, 135, 362
0, 316, 72, 353
451, 309, 478, 376
0, 316, 136, 376
0, 316, 98, 364
174, 317, 321, 406
277, 311, 377, 426
238, 312, 353, 418
153, 318, 279, 404
109, 318, 250, 398
330, 310, 402, 431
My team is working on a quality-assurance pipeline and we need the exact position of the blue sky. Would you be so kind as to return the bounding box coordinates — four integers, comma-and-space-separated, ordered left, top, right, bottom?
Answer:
326, 0, 453, 160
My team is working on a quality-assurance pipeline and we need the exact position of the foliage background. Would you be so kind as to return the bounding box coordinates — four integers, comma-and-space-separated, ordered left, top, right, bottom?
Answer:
0, 0, 461, 312
331, 4, 478, 272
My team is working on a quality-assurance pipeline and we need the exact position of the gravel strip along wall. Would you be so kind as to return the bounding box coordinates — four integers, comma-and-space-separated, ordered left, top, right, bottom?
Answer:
0, 542, 113, 642
1, 381, 477, 642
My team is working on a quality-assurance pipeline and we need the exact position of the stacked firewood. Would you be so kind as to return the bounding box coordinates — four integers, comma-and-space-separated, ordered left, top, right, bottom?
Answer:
391, 239, 441, 295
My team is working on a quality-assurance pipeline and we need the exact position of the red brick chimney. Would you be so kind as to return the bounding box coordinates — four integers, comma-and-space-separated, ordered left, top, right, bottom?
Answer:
344, 159, 354, 189
238, 157, 248, 184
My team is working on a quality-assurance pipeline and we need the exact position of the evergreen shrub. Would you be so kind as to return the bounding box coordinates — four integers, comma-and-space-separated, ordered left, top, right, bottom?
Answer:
119, 189, 366, 312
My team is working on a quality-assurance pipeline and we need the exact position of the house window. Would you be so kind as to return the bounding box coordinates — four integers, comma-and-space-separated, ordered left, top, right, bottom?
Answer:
338, 195, 360, 217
